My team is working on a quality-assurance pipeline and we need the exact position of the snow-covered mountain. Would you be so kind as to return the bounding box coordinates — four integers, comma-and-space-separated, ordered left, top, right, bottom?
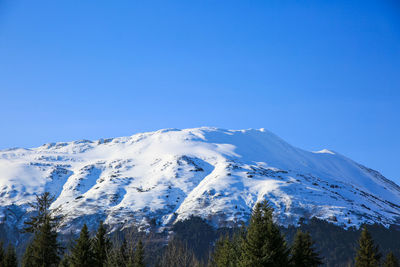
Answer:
1, 127, 399, 233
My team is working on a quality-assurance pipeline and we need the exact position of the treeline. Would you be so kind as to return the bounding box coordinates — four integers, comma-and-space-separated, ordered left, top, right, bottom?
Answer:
282, 218, 400, 266
209, 201, 399, 267
3, 192, 400, 266
210, 200, 322, 266
6, 192, 147, 267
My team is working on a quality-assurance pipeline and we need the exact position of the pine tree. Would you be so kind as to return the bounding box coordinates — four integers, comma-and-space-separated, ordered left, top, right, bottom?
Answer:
3, 244, 18, 267
34, 218, 61, 266
239, 200, 290, 267
22, 243, 34, 267
290, 230, 323, 267
211, 233, 241, 267
355, 226, 381, 267
22, 192, 61, 267
212, 235, 232, 267
93, 221, 111, 267
70, 224, 95, 267
23, 192, 62, 233
133, 239, 145, 267
383, 252, 399, 267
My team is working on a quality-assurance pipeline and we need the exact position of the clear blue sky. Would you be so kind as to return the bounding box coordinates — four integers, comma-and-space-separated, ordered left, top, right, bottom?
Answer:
1, 1, 399, 182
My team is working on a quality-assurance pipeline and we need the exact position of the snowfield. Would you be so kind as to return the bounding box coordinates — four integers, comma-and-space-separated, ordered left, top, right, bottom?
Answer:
0, 127, 399, 233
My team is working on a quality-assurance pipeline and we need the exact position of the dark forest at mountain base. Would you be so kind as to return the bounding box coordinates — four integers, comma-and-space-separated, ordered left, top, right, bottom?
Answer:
169, 216, 400, 267
1, 193, 400, 267
1, 216, 400, 266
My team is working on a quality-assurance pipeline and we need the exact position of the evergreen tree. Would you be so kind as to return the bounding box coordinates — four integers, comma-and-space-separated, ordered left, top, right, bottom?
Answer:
290, 230, 322, 267
133, 239, 145, 267
23, 192, 62, 233
34, 218, 61, 266
22, 192, 61, 267
3, 244, 18, 267
239, 200, 290, 267
22, 243, 34, 267
93, 221, 111, 267
70, 224, 95, 267
383, 252, 399, 267
212, 235, 232, 267
355, 226, 381, 267
211, 234, 241, 267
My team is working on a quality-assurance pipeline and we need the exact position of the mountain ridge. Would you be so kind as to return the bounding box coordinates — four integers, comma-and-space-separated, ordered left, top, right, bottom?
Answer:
0, 127, 399, 234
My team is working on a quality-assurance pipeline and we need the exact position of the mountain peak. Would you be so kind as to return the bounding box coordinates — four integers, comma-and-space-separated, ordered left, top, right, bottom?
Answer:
0, 127, 399, 233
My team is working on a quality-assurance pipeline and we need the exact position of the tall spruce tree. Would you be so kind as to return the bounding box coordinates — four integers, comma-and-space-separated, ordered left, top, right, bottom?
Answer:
355, 226, 381, 267
290, 230, 323, 267
3, 244, 18, 267
383, 252, 399, 267
22, 192, 61, 267
93, 221, 111, 267
70, 224, 95, 267
23, 192, 61, 233
239, 200, 290, 267
133, 239, 145, 267
30, 218, 60, 266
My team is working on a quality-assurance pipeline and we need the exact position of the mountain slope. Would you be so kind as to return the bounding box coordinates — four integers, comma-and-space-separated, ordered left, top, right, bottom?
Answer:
0, 127, 399, 233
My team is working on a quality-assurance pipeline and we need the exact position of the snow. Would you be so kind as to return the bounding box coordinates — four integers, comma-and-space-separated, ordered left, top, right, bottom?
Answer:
314, 149, 335, 155
0, 127, 399, 232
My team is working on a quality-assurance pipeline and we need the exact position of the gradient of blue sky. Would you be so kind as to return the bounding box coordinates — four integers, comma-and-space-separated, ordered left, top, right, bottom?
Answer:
1, 1, 399, 181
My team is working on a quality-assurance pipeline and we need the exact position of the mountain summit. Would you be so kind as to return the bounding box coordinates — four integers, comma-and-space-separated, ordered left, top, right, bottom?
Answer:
1, 127, 399, 232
